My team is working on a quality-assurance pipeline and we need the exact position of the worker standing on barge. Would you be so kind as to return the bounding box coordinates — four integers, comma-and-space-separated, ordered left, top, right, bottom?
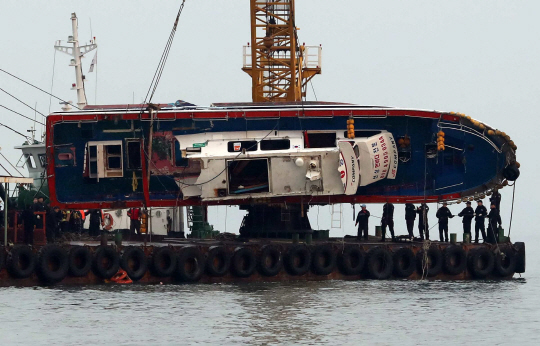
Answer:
405, 203, 416, 239
487, 204, 502, 243
474, 200, 488, 243
417, 203, 429, 240
355, 204, 370, 241
458, 201, 475, 237
436, 202, 454, 242
381, 202, 395, 242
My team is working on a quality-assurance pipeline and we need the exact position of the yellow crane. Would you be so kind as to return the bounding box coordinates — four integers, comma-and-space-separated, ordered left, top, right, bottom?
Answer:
242, 0, 322, 102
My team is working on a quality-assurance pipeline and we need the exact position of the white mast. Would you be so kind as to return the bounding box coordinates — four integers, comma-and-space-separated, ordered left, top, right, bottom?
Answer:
54, 13, 97, 109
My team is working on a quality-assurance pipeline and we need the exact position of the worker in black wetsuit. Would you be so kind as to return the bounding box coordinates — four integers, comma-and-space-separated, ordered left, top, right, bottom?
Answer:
458, 201, 474, 238
381, 202, 395, 242
355, 204, 370, 241
487, 204, 502, 244
21, 204, 35, 245
45, 206, 62, 243
436, 202, 454, 242
88, 209, 103, 237
490, 189, 502, 211
405, 203, 416, 239
417, 203, 429, 240
474, 200, 488, 243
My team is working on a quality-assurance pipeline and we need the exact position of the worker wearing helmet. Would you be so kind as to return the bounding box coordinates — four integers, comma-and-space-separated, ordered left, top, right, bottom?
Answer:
355, 204, 370, 241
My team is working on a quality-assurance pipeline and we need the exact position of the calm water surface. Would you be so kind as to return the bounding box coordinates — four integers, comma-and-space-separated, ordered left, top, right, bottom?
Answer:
0, 247, 538, 345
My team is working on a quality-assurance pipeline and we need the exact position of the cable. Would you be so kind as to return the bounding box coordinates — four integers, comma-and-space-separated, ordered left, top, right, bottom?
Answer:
508, 182, 515, 238
0, 87, 47, 119
0, 68, 81, 110
0, 122, 31, 140
0, 105, 45, 125
310, 80, 318, 101
48, 49, 57, 114
0, 152, 23, 176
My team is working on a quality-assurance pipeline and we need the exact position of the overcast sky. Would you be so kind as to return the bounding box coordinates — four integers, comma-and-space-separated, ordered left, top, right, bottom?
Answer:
1, 1, 539, 249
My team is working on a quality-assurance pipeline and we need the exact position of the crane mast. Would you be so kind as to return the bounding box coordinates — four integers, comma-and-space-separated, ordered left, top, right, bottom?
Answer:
242, 0, 322, 102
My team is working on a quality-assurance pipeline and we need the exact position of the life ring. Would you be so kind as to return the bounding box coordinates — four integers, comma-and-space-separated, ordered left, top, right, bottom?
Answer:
7, 245, 36, 279
121, 247, 148, 281
416, 247, 443, 277
467, 248, 495, 279
177, 246, 205, 282
366, 247, 393, 280
514, 242, 525, 273
257, 245, 282, 277
68, 246, 92, 277
284, 245, 311, 276
493, 247, 517, 277
392, 247, 416, 278
110, 269, 133, 284
103, 213, 114, 231
338, 246, 365, 276
37, 244, 69, 284
443, 245, 467, 275
311, 244, 336, 276
92, 246, 120, 279
150, 246, 177, 277
231, 247, 257, 278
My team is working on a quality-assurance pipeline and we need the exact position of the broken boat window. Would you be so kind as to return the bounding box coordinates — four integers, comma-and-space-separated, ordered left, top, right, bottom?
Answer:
227, 141, 258, 152
260, 139, 290, 151
306, 132, 336, 148
24, 154, 35, 169
174, 139, 188, 167
228, 159, 269, 194
107, 145, 122, 169
127, 141, 142, 169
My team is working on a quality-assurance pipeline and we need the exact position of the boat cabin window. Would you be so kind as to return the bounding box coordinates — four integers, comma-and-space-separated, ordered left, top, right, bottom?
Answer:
86, 141, 123, 179
306, 132, 336, 148
126, 140, 142, 169
174, 139, 188, 167
228, 159, 269, 195
260, 139, 290, 151
353, 144, 360, 158
24, 154, 36, 169
38, 154, 47, 168
227, 141, 258, 153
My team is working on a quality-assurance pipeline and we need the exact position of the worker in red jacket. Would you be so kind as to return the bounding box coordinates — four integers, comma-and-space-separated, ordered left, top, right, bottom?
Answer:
127, 208, 141, 235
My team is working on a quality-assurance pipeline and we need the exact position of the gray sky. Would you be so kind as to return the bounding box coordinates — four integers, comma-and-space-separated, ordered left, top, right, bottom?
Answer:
1, 1, 539, 248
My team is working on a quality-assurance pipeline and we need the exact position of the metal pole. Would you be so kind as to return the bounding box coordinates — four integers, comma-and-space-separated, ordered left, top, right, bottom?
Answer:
4, 183, 8, 246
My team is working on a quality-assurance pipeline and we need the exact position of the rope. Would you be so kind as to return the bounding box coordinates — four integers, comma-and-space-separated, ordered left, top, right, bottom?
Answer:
0, 152, 23, 176
0, 122, 31, 140
421, 239, 432, 280
508, 182, 515, 238
0, 68, 81, 110
48, 49, 57, 114
0, 105, 45, 125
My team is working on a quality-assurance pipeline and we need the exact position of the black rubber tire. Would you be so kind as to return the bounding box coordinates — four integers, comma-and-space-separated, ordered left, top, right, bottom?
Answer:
443, 245, 467, 275
366, 247, 393, 280
338, 246, 366, 275
258, 245, 283, 277
68, 246, 92, 277
493, 247, 517, 277
311, 245, 336, 276
467, 248, 495, 279
392, 247, 416, 278
514, 242, 525, 273
177, 247, 205, 282
7, 245, 36, 279
285, 245, 311, 276
416, 247, 443, 277
503, 164, 520, 181
150, 246, 177, 277
0, 246, 5, 271
231, 247, 257, 278
92, 246, 120, 279
121, 247, 148, 281
205, 246, 230, 277
37, 245, 69, 284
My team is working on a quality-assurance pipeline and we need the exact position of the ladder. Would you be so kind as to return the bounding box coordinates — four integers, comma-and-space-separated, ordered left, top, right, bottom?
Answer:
331, 204, 342, 229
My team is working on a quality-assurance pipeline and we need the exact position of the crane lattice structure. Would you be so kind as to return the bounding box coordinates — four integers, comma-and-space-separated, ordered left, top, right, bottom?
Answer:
242, 0, 322, 102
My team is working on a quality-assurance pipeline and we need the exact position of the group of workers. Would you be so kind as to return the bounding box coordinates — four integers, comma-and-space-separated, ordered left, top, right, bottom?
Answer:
18, 197, 143, 244
355, 190, 503, 244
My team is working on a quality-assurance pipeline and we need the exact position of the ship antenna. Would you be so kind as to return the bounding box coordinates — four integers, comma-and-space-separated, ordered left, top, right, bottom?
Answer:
54, 13, 97, 109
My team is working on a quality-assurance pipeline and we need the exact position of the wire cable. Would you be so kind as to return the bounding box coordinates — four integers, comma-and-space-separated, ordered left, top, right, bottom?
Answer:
0, 68, 81, 110
0, 122, 31, 140
0, 87, 47, 119
0, 105, 45, 125
0, 152, 24, 176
